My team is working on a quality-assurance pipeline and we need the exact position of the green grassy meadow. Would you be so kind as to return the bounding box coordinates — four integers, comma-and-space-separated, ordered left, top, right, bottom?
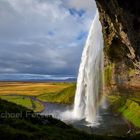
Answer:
0, 82, 76, 112
37, 84, 76, 104
0, 82, 71, 96
0, 95, 44, 112
0, 95, 33, 109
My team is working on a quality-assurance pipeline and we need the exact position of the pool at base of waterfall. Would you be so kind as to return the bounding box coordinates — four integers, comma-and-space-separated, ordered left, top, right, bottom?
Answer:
40, 102, 129, 137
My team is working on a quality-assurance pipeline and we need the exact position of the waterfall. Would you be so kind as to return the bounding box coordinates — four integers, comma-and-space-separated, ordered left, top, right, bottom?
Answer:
73, 10, 104, 123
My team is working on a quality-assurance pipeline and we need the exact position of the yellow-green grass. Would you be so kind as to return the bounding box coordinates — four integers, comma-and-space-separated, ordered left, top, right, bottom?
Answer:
0, 95, 44, 112
0, 95, 33, 110
108, 95, 140, 128
37, 84, 76, 104
0, 82, 72, 96
33, 100, 44, 112
0, 82, 75, 112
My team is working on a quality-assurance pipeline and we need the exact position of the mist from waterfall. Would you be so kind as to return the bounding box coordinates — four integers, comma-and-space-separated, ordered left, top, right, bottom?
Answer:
73, 10, 104, 123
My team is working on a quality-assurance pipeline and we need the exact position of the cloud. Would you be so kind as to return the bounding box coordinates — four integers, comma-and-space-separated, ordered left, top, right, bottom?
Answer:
63, 0, 96, 11
0, 0, 96, 75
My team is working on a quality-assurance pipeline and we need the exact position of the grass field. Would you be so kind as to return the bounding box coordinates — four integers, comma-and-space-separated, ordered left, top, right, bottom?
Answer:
0, 95, 44, 112
0, 82, 76, 112
0, 82, 72, 96
0, 95, 33, 109
37, 84, 76, 104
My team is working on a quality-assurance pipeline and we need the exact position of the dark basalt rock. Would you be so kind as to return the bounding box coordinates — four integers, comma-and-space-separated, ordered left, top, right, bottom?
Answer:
95, 0, 140, 90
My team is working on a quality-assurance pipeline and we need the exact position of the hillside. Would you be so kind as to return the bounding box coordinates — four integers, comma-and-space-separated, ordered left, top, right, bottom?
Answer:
1, 98, 138, 140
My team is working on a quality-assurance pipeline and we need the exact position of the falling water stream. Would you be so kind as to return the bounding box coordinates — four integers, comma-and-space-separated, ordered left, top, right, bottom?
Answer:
73, 10, 104, 124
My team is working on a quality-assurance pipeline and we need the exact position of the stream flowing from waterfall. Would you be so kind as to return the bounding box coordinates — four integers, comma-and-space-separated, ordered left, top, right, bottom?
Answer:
73, 10, 104, 124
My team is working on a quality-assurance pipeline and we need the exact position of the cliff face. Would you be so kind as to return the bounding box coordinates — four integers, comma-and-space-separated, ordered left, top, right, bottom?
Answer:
95, 0, 140, 92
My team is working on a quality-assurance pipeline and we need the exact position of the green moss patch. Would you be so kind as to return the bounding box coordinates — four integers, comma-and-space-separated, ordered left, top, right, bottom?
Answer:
108, 95, 140, 128
119, 99, 140, 127
104, 64, 114, 86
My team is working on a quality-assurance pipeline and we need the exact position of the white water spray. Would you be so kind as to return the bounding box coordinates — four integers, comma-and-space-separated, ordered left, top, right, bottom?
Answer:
73, 10, 104, 123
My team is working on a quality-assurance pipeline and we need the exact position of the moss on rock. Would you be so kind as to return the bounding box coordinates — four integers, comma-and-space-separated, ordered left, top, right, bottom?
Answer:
108, 95, 140, 128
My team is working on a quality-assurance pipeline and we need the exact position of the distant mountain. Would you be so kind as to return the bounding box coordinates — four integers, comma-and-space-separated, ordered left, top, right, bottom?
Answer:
0, 74, 76, 82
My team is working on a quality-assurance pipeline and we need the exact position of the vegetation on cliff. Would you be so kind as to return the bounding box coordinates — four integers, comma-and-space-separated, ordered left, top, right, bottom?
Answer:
108, 95, 140, 128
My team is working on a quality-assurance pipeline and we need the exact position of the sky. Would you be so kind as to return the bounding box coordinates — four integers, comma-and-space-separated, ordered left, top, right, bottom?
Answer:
0, 0, 96, 76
